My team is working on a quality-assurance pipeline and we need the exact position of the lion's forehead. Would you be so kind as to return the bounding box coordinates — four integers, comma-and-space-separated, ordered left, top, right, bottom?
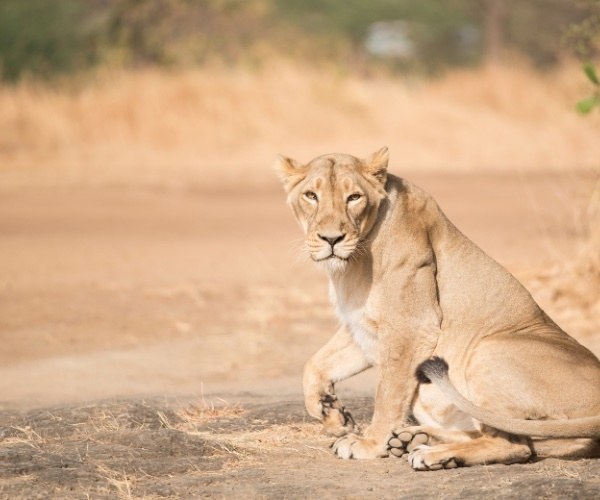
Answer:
304, 165, 365, 193
309, 173, 360, 192
308, 153, 361, 167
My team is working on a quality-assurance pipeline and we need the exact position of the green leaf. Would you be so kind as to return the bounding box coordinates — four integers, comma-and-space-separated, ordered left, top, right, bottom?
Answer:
583, 63, 599, 85
576, 95, 600, 114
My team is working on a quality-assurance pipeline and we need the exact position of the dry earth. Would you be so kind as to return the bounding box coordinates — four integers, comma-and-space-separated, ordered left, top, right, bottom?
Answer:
0, 171, 599, 498
1, 397, 600, 499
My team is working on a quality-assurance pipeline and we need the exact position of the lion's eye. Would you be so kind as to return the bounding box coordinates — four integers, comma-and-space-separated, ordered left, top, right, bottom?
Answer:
304, 191, 318, 202
347, 193, 362, 203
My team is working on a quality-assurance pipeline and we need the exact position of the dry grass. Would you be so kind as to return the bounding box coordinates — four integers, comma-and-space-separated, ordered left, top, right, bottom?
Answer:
95, 465, 135, 500
576, 178, 600, 279
4, 426, 45, 449
177, 400, 244, 425
1, 62, 599, 189
172, 383, 245, 430
164, 394, 325, 462
524, 175, 600, 346
207, 423, 326, 458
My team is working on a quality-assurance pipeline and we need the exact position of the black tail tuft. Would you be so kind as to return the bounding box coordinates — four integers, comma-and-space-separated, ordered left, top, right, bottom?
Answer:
415, 356, 449, 384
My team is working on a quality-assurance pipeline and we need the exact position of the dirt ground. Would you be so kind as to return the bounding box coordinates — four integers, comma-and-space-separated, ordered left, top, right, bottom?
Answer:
0, 171, 599, 498
2, 397, 600, 499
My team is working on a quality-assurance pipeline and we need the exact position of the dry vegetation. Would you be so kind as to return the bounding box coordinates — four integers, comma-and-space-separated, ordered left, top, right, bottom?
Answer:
526, 177, 600, 343
2, 397, 599, 498
1, 62, 599, 190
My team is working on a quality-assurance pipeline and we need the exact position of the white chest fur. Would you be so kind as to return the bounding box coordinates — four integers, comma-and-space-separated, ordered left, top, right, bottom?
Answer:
329, 282, 379, 364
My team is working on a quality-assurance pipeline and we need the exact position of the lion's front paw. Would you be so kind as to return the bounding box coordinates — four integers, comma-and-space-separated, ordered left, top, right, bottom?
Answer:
331, 434, 388, 460
408, 445, 461, 471
387, 426, 431, 458
320, 394, 356, 437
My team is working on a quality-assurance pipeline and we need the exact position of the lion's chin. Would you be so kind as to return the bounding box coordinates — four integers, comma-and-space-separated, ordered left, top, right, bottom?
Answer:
315, 255, 350, 274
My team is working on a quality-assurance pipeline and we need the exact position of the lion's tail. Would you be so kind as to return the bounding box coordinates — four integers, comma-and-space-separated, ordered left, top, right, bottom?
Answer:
416, 357, 600, 438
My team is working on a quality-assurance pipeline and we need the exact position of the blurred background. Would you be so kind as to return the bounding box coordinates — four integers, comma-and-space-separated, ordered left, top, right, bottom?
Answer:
0, 0, 598, 408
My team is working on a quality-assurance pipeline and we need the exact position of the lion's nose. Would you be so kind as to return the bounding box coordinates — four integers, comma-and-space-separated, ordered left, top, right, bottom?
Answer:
318, 232, 346, 247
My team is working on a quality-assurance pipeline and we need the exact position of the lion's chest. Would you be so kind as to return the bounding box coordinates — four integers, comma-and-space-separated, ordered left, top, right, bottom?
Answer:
336, 303, 379, 364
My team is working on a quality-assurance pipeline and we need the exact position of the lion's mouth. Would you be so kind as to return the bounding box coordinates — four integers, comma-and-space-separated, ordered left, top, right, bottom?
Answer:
313, 253, 349, 263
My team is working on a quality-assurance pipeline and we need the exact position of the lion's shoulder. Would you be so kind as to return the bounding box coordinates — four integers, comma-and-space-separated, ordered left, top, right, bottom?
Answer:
384, 175, 443, 228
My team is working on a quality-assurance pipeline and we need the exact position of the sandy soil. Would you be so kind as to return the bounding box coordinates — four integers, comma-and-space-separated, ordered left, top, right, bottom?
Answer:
0, 171, 598, 498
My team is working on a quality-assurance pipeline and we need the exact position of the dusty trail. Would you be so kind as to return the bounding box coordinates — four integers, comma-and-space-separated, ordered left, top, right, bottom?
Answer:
0, 171, 597, 409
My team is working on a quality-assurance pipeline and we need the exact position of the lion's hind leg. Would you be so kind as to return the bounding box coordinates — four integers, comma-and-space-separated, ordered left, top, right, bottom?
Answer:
407, 428, 532, 471
532, 438, 600, 459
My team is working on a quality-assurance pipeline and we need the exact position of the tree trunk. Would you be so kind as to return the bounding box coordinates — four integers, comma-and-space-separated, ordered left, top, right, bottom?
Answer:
483, 0, 506, 65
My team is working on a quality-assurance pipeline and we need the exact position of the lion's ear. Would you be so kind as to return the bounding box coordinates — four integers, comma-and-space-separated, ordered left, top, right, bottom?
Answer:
274, 155, 307, 193
364, 146, 389, 184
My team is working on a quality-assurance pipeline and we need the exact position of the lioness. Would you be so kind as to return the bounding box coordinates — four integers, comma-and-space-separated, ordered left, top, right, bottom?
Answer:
275, 147, 600, 470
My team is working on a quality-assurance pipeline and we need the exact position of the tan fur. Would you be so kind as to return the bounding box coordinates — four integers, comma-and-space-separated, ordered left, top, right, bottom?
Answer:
275, 149, 600, 468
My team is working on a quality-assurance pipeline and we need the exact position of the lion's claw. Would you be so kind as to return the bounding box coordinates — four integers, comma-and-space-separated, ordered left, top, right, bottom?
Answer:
319, 394, 356, 437
332, 434, 387, 459
408, 445, 462, 471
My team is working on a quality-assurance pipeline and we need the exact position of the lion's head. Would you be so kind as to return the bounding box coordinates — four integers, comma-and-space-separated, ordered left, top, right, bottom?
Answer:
275, 147, 389, 273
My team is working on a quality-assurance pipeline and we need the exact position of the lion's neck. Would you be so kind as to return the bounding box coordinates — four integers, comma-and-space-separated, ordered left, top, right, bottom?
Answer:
328, 256, 371, 308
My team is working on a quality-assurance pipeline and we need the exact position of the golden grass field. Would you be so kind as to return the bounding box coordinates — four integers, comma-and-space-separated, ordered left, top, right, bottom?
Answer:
1, 62, 600, 190
0, 63, 599, 497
